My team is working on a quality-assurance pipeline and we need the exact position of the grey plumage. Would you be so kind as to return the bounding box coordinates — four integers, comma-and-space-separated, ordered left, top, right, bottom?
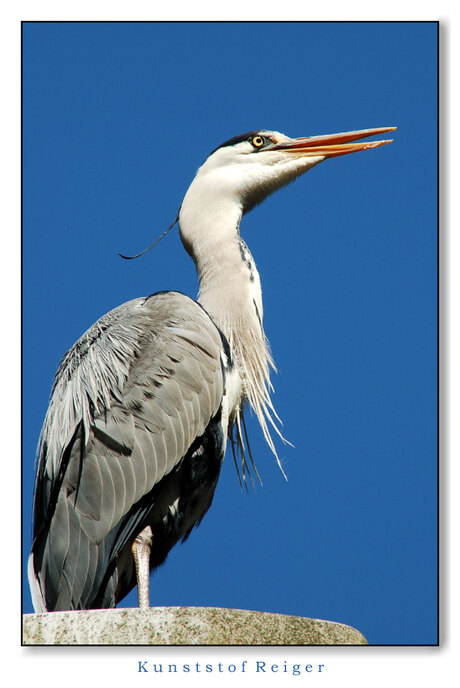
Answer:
30, 292, 228, 610
29, 126, 394, 611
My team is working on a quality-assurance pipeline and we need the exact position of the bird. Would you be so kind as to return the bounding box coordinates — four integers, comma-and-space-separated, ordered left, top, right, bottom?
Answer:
28, 126, 395, 612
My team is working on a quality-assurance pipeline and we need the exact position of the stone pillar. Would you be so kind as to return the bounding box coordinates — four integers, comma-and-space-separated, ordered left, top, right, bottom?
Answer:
22, 607, 367, 645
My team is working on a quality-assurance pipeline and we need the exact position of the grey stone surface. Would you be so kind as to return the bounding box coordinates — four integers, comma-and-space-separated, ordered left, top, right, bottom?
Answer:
22, 607, 367, 645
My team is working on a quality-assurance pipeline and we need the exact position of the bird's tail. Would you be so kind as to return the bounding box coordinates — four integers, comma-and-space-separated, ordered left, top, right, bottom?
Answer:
27, 551, 46, 613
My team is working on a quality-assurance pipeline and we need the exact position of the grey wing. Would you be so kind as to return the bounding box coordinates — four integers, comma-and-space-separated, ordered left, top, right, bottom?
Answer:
29, 291, 226, 611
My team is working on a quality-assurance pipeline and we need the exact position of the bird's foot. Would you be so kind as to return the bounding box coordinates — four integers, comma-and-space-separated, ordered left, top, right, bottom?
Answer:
131, 525, 153, 609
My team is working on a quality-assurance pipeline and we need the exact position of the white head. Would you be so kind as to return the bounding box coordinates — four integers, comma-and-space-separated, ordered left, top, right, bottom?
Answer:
179, 127, 395, 253
191, 130, 329, 214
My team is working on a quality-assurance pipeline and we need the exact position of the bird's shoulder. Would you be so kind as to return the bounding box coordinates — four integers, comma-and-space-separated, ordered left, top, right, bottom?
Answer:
39, 291, 227, 484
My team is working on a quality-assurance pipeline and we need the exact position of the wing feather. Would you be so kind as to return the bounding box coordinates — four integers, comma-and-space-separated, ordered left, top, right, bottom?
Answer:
30, 291, 227, 610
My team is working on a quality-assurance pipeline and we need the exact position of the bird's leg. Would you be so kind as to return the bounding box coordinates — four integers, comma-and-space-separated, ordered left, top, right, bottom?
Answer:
131, 525, 153, 609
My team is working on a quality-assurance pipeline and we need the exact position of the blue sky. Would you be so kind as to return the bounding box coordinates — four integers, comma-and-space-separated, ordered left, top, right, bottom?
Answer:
22, 21, 437, 645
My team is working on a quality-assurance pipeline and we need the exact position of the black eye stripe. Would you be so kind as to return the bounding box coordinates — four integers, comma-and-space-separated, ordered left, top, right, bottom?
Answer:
211, 130, 262, 154
210, 131, 273, 156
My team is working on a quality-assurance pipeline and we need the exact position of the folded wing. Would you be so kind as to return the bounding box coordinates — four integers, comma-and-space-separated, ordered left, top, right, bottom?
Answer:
29, 291, 226, 611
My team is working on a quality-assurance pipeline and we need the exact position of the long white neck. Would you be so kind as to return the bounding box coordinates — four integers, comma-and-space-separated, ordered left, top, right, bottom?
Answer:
179, 179, 283, 466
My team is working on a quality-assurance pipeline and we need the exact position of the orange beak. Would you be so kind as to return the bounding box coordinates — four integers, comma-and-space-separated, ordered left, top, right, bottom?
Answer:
269, 126, 396, 158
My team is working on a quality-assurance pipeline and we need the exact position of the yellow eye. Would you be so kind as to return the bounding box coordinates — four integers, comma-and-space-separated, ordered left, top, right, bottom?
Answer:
251, 135, 265, 148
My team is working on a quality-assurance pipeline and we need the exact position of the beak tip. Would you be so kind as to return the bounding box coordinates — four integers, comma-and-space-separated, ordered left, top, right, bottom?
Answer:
273, 126, 397, 158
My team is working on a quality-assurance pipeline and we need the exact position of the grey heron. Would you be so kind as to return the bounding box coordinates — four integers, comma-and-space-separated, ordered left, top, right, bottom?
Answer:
28, 126, 395, 612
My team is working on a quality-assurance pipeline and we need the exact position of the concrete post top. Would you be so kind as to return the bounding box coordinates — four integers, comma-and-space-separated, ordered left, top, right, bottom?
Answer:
23, 606, 367, 646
